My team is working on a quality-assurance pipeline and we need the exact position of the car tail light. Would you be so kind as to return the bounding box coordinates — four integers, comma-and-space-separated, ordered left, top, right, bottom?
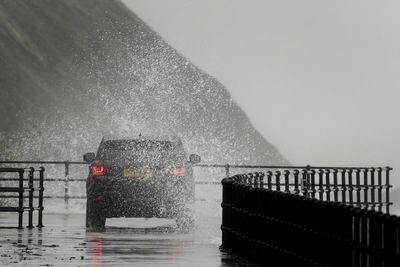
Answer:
173, 166, 186, 176
90, 165, 106, 176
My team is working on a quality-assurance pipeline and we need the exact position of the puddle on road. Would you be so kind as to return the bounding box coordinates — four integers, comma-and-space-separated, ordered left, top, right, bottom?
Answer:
0, 202, 240, 266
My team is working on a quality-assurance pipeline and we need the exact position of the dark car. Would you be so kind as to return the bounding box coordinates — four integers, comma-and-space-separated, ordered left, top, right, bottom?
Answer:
83, 135, 201, 231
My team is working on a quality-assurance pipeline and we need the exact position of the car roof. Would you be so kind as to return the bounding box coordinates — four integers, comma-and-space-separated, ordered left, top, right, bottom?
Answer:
101, 134, 182, 143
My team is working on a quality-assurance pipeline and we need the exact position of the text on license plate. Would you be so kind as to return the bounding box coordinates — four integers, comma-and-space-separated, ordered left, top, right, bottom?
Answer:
123, 168, 151, 178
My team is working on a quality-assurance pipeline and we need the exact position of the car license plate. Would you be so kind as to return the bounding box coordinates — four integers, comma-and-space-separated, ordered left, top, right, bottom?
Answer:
123, 168, 151, 178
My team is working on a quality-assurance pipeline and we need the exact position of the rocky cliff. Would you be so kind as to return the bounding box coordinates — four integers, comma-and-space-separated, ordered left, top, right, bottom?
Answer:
0, 0, 288, 165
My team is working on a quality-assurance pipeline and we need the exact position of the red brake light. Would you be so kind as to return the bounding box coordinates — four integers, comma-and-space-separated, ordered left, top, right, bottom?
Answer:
90, 165, 106, 176
173, 166, 186, 176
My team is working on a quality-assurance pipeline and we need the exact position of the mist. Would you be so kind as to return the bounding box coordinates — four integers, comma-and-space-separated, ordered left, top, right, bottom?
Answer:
0, 1, 398, 265
122, 0, 400, 187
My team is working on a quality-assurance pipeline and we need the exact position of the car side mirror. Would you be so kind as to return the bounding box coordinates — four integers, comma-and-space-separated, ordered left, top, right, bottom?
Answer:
83, 152, 95, 163
189, 154, 201, 164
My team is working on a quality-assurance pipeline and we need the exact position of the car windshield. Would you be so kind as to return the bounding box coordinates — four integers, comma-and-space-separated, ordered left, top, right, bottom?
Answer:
98, 140, 186, 167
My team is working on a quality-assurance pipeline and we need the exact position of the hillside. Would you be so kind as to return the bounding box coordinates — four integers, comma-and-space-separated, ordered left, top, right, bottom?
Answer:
0, 0, 288, 165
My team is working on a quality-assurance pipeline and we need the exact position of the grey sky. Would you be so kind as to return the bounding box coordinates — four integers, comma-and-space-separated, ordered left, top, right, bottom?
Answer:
122, 0, 400, 186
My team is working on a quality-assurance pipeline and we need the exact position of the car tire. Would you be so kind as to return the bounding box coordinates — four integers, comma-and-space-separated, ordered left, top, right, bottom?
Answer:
86, 197, 106, 232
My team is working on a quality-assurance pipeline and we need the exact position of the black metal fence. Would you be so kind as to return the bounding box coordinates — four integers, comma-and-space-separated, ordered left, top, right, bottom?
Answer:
0, 161, 87, 208
0, 162, 393, 213
233, 166, 393, 213
0, 167, 44, 229
0, 161, 235, 208
0, 161, 296, 206
221, 170, 398, 267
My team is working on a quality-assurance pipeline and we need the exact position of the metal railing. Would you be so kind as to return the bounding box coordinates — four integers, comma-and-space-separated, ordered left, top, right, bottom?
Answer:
0, 167, 44, 229
221, 170, 398, 267
0, 161, 87, 209
0, 162, 393, 213
221, 165, 393, 213
0, 161, 236, 207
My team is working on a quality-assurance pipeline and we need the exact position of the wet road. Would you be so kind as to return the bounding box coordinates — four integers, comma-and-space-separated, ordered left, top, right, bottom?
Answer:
0, 194, 240, 266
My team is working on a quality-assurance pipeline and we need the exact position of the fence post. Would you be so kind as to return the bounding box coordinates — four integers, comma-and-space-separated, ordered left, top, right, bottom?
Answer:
310, 169, 316, 198
385, 167, 392, 214
27, 167, 34, 229
348, 169, 354, 206
221, 177, 234, 251
293, 169, 300, 194
377, 167, 383, 213
318, 169, 324, 200
267, 171, 273, 190
64, 161, 70, 209
275, 171, 281, 191
333, 169, 339, 202
259, 172, 264, 189
17, 169, 24, 229
37, 167, 45, 228
284, 170, 290, 193
370, 168, 376, 211
355, 169, 361, 208
225, 164, 230, 178
340, 169, 347, 204
363, 169, 369, 209
325, 169, 331, 201
301, 168, 309, 197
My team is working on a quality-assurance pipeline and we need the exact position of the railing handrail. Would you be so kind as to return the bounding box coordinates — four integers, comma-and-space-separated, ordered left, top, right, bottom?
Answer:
0, 160, 86, 165
0, 167, 25, 172
0, 161, 392, 213
0, 161, 393, 170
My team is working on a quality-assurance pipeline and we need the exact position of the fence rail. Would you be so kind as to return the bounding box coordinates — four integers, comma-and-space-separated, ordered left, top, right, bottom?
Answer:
0, 161, 393, 213
232, 166, 393, 213
221, 170, 398, 267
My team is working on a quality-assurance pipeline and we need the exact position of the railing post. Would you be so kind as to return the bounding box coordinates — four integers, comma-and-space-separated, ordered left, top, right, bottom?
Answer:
348, 169, 354, 206
253, 172, 258, 188
310, 169, 316, 198
37, 167, 45, 228
363, 169, 369, 209
293, 170, 300, 194
225, 164, 230, 178
370, 168, 376, 211
18, 169, 24, 229
355, 169, 361, 208
325, 169, 331, 201
267, 171, 273, 190
318, 169, 324, 200
301, 168, 309, 197
221, 177, 234, 251
284, 170, 290, 193
275, 171, 281, 192
385, 167, 392, 214
377, 167, 383, 213
27, 167, 34, 229
247, 173, 254, 187
340, 169, 347, 204
259, 172, 264, 189
64, 161, 70, 209
333, 169, 339, 202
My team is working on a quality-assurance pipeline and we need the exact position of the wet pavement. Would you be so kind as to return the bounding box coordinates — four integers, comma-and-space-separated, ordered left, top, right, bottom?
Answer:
0, 197, 240, 266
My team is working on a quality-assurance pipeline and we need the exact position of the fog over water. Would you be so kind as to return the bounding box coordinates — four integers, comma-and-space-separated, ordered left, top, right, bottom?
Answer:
123, 0, 400, 187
